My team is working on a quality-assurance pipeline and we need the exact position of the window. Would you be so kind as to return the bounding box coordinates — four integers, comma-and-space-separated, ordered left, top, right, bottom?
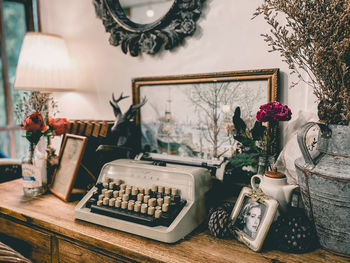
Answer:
0, 0, 39, 158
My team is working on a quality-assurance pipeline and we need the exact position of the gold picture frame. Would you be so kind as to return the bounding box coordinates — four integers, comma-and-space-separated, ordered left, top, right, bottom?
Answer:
49, 134, 87, 201
230, 187, 278, 252
132, 69, 279, 159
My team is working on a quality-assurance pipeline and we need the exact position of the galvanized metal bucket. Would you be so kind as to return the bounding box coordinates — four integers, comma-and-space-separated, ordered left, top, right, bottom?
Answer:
295, 123, 350, 255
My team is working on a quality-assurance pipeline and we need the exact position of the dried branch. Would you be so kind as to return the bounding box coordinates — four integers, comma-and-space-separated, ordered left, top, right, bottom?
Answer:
254, 0, 350, 125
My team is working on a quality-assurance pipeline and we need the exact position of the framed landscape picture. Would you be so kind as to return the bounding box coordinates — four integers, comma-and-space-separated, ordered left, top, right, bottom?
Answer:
132, 69, 279, 161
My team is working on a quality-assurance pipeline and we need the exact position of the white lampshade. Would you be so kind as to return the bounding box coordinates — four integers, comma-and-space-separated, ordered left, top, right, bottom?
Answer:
14, 32, 73, 92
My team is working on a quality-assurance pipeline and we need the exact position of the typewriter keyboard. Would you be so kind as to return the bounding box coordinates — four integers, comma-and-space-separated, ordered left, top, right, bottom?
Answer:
85, 178, 187, 227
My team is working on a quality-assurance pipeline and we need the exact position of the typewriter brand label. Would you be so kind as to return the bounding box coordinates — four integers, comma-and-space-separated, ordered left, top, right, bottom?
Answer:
22, 164, 42, 188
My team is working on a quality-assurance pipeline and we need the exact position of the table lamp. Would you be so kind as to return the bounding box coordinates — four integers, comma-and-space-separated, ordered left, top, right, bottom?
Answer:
14, 32, 73, 92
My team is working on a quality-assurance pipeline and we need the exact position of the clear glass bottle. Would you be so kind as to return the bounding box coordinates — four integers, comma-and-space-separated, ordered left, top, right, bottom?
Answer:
21, 137, 47, 196
257, 155, 276, 175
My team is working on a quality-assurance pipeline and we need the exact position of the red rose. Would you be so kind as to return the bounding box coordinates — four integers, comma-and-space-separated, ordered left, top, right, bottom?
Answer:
49, 118, 70, 136
23, 112, 47, 132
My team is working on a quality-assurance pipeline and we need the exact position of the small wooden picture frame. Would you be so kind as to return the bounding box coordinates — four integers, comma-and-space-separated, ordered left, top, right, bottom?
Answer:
49, 134, 87, 201
230, 187, 278, 252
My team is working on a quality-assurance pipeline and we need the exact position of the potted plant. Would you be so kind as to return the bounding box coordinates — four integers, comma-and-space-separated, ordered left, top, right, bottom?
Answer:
254, 0, 350, 255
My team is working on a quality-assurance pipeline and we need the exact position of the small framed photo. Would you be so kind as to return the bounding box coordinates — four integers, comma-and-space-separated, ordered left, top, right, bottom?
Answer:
230, 187, 278, 252
49, 134, 87, 201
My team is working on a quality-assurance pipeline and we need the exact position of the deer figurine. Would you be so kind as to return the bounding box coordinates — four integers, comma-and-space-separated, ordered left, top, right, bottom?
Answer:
96, 93, 147, 160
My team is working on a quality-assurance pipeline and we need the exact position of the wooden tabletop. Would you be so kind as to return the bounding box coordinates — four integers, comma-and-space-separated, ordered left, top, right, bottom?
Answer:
0, 179, 349, 263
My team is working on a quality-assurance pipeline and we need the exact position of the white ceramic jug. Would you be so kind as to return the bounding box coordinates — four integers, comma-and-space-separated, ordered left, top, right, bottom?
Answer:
250, 168, 298, 213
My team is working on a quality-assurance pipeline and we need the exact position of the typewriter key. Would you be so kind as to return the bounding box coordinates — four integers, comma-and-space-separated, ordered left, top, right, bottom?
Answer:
152, 185, 158, 192
122, 194, 129, 201
120, 184, 126, 191
109, 198, 116, 206
103, 182, 109, 189
97, 200, 103, 206
119, 190, 125, 196
164, 196, 171, 204
121, 201, 128, 210
101, 188, 107, 195
135, 200, 142, 205
109, 182, 115, 190
155, 209, 162, 219
147, 206, 155, 216
115, 199, 121, 208
131, 189, 138, 200
144, 188, 151, 195
105, 190, 113, 198
125, 187, 131, 195
171, 188, 178, 196
128, 202, 134, 211
157, 198, 164, 206
141, 204, 148, 214
113, 190, 119, 198
98, 194, 104, 201
148, 198, 156, 207
156, 206, 162, 210
144, 195, 150, 203
137, 193, 144, 202
134, 203, 141, 213
162, 203, 169, 212
164, 187, 171, 196
138, 188, 144, 194
103, 197, 109, 206
158, 186, 164, 194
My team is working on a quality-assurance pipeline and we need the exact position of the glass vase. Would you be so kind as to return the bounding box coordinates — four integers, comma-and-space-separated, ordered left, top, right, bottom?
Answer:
257, 155, 275, 175
21, 137, 48, 196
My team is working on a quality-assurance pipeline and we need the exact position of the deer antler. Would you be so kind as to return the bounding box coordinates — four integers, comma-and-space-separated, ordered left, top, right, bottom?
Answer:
110, 92, 129, 117
125, 97, 147, 121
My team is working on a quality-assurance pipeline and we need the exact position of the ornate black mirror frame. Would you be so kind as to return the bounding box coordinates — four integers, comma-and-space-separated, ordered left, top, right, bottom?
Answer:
93, 0, 206, 56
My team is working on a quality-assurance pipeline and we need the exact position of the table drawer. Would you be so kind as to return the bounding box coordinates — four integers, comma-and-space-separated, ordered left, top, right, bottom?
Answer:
58, 238, 133, 263
0, 216, 51, 263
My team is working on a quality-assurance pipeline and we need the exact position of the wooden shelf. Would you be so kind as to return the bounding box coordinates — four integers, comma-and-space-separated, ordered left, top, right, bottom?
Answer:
0, 179, 348, 263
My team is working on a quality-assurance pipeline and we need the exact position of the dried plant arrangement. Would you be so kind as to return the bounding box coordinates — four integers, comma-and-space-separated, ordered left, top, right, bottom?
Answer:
14, 92, 58, 126
253, 0, 350, 125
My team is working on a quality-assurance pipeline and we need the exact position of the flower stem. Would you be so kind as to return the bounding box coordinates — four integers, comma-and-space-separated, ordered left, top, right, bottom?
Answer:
29, 142, 35, 162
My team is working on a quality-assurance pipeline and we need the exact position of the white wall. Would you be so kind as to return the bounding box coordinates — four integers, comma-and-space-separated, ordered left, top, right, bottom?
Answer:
39, 0, 318, 147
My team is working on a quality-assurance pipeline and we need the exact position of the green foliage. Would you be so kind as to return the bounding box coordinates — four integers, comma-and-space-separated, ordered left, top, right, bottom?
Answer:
229, 152, 259, 169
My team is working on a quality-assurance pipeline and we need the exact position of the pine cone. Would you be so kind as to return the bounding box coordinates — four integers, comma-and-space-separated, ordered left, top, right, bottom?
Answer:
219, 201, 235, 214
270, 208, 318, 253
208, 201, 235, 218
208, 209, 232, 238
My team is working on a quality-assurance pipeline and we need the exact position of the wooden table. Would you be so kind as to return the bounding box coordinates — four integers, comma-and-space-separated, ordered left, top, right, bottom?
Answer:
0, 179, 348, 263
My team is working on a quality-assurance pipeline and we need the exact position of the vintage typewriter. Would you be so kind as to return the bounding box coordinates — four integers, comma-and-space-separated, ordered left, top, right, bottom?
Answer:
75, 158, 212, 243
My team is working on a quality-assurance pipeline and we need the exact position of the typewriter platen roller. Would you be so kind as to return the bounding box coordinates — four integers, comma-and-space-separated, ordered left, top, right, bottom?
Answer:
75, 159, 211, 243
